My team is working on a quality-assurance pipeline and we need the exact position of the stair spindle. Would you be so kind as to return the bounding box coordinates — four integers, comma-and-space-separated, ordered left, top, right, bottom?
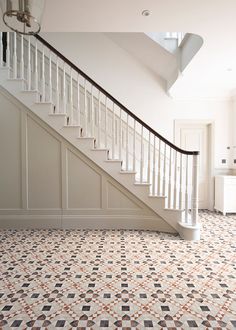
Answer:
179, 153, 183, 209
119, 108, 122, 160
91, 85, 94, 137
168, 148, 172, 208
111, 103, 115, 158
69, 67, 73, 125
133, 120, 136, 172
152, 135, 156, 195
56, 57, 59, 112
84, 79, 87, 136
162, 143, 167, 196
21, 35, 24, 80
63, 62, 66, 114
157, 139, 161, 195
6, 32, 10, 70
147, 131, 151, 183
174, 150, 178, 209
49, 51, 52, 103
140, 125, 144, 183
42, 45, 45, 101
13, 32, 17, 79
97, 91, 101, 148
185, 155, 189, 223
126, 114, 129, 169
105, 97, 108, 148
34, 39, 38, 93
27, 36, 31, 90
77, 73, 80, 126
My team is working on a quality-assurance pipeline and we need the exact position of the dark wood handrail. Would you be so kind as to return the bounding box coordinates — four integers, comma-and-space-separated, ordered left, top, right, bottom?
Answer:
35, 34, 199, 156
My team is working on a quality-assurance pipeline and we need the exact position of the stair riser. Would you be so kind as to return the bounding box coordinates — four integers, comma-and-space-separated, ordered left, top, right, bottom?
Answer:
60, 127, 82, 139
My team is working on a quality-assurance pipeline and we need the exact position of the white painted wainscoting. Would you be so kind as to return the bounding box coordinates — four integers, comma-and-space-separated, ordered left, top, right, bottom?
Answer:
0, 88, 174, 233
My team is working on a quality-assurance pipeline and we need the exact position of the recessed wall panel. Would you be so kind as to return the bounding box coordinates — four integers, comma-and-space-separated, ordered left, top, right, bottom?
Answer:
27, 117, 61, 209
67, 150, 102, 209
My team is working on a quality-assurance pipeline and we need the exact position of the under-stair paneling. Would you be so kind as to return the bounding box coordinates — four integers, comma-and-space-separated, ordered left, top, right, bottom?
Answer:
67, 149, 102, 209
107, 181, 141, 210
0, 88, 175, 233
0, 95, 21, 209
27, 116, 62, 209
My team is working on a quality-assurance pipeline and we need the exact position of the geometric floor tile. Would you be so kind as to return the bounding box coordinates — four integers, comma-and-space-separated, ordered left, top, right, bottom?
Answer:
0, 210, 236, 328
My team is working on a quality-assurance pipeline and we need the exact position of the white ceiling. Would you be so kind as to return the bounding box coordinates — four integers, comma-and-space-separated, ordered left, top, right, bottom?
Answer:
1, 0, 236, 98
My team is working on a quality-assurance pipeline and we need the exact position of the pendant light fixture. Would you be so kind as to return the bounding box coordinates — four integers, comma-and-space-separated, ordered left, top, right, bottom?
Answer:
0, 0, 45, 35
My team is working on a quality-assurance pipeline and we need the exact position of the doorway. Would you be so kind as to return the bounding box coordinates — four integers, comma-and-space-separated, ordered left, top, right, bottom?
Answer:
175, 120, 214, 210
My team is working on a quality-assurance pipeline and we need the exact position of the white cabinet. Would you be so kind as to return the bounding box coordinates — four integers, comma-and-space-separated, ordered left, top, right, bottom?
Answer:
215, 175, 236, 215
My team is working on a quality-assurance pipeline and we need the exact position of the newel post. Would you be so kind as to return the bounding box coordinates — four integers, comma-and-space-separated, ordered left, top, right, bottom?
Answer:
191, 154, 199, 225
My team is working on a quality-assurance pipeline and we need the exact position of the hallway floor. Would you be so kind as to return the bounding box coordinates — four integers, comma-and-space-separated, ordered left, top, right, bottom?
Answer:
0, 211, 235, 329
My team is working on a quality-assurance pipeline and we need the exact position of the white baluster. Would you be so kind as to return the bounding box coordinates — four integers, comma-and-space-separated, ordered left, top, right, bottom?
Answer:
6, 32, 10, 69
97, 91, 101, 148
133, 120, 136, 172
84, 79, 87, 136
34, 39, 39, 91
69, 67, 73, 125
13, 32, 17, 79
63, 62, 66, 113
105, 97, 108, 148
162, 143, 167, 196
77, 73, 80, 126
191, 154, 199, 225
21, 35, 24, 80
126, 114, 129, 169
140, 125, 144, 183
152, 135, 156, 195
119, 108, 122, 160
56, 57, 59, 112
111, 103, 115, 158
48, 51, 52, 103
90, 85, 94, 137
174, 151, 178, 209
147, 131, 151, 183
168, 148, 172, 208
179, 153, 183, 209
0, 32, 2, 67
185, 155, 189, 222
157, 139, 161, 195
27, 36, 31, 90
41, 45, 45, 101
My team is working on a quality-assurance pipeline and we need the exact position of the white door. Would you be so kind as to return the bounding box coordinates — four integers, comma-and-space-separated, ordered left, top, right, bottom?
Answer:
175, 123, 209, 209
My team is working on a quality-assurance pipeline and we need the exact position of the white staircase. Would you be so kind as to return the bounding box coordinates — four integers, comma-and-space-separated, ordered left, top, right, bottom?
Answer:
0, 32, 200, 240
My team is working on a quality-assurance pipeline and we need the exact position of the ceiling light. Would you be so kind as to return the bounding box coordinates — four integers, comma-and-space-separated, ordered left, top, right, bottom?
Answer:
0, 0, 45, 35
142, 10, 150, 17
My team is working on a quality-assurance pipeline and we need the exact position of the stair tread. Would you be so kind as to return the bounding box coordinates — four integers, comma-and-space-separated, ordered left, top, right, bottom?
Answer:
63, 125, 81, 128
149, 195, 167, 199
91, 148, 108, 151
77, 137, 95, 140
134, 182, 151, 186
49, 113, 66, 117
120, 171, 137, 174
164, 208, 184, 212
105, 159, 122, 162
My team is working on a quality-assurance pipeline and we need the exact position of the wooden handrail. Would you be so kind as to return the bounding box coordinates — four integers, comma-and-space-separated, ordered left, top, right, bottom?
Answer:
35, 34, 199, 156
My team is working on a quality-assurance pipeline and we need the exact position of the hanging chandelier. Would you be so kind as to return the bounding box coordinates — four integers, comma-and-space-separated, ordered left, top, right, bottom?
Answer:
0, 0, 45, 35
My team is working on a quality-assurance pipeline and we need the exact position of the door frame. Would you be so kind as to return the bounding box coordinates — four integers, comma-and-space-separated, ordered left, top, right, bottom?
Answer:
174, 119, 215, 211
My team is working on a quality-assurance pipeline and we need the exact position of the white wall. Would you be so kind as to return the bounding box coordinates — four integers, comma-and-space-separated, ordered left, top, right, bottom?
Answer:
42, 32, 233, 170
0, 87, 173, 232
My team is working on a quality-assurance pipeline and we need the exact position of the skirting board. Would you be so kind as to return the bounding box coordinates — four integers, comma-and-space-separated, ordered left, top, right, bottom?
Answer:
0, 215, 176, 233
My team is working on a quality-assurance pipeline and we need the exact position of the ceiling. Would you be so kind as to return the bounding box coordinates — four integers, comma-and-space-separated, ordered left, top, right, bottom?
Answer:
1, 0, 236, 98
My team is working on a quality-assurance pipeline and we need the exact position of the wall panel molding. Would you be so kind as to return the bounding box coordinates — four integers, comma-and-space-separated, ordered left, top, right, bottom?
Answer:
0, 87, 174, 233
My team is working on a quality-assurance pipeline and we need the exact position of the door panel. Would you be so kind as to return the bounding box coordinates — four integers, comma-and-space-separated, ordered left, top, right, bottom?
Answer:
176, 123, 209, 209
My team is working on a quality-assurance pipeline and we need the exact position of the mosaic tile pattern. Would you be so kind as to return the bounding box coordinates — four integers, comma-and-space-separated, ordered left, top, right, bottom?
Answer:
0, 211, 236, 329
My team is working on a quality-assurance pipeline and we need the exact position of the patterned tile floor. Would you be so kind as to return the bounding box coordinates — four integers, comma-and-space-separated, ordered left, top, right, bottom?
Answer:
0, 211, 236, 329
